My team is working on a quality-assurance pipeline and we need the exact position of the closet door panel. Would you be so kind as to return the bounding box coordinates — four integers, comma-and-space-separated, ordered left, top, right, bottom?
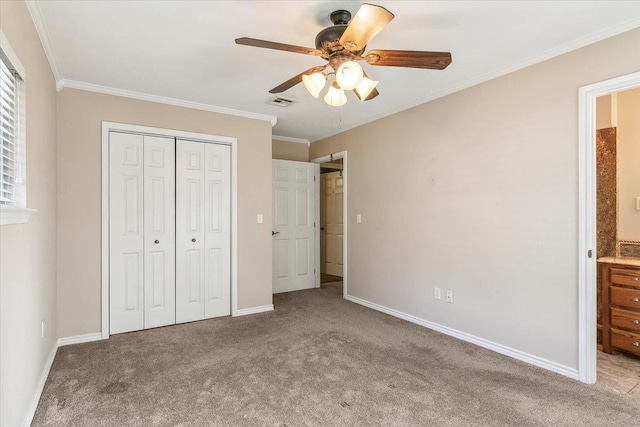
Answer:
176, 140, 206, 323
143, 135, 176, 329
109, 132, 144, 334
204, 144, 231, 318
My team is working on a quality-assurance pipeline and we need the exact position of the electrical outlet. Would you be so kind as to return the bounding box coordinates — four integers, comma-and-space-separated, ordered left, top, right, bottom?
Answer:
41, 320, 45, 338
257, 214, 263, 224
434, 287, 441, 299
356, 214, 362, 223
446, 291, 454, 304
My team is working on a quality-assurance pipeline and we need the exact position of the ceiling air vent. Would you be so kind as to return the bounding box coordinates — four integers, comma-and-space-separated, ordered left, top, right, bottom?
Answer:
270, 96, 297, 107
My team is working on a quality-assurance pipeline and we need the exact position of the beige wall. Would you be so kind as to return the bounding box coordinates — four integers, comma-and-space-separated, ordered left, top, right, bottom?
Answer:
272, 139, 309, 161
596, 94, 615, 130
311, 28, 640, 370
0, 2, 58, 426
617, 87, 640, 241
57, 89, 273, 338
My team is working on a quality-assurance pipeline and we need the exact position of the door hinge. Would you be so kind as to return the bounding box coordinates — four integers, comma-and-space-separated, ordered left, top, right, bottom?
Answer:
314, 268, 316, 274
314, 175, 316, 182
588, 249, 593, 258
314, 222, 316, 228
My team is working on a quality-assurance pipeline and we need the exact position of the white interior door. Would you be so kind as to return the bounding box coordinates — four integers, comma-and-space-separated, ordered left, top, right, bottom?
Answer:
272, 160, 316, 293
176, 140, 206, 323
176, 140, 231, 322
203, 143, 231, 319
323, 171, 344, 277
143, 135, 176, 329
109, 132, 144, 334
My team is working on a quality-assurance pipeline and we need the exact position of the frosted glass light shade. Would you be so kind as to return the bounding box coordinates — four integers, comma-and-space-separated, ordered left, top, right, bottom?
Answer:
324, 83, 347, 106
302, 72, 326, 98
354, 77, 379, 101
336, 61, 364, 90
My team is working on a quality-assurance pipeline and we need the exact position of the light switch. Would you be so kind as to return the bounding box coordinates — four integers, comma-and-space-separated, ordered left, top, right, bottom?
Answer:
356, 214, 362, 224
257, 214, 263, 224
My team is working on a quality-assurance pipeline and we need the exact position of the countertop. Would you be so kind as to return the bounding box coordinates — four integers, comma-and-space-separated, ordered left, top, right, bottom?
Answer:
597, 257, 640, 267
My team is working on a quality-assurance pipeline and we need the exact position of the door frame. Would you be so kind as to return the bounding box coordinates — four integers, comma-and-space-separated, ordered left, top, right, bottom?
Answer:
311, 151, 348, 298
577, 71, 640, 383
101, 121, 239, 339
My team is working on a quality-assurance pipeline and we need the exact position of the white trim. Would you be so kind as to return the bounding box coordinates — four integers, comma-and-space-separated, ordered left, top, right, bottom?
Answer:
235, 304, 274, 316
0, 207, 36, 226
342, 152, 348, 298
272, 135, 310, 146
62, 80, 277, 126
311, 151, 348, 296
101, 121, 240, 337
21, 341, 57, 427
57, 333, 103, 347
577, 71, 640, 384
24, 1, 61, 82
345, 294, 579, 381
310, 17, 640, 143
314, 164, 320, 287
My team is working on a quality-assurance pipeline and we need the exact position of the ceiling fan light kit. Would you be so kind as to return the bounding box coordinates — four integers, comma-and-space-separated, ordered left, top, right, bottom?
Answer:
335, 61, 364, 90
324, 82, 348, 107
235, 3, 452, 107
354, 76, 379, 101
302, 72, 327, 98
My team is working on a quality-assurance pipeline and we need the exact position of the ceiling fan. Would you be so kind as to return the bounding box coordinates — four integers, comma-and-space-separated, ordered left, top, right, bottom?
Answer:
235, 3, 452, 106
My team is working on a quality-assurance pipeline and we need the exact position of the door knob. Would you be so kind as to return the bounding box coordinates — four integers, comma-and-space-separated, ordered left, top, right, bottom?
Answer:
272, 231, 280, 236
320, 227, 325, 230
191, 238, 196, 242
154, 240, 159, 244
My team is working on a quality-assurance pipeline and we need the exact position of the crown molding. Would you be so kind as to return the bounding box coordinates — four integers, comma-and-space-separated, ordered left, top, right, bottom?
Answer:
59, 80, 278, 126
25, 0, 62, 83
310, 16, 640, 143
272, 135, 310, 146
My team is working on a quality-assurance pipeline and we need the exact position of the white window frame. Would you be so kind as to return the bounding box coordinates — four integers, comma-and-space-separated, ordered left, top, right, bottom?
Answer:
0, 30, 35, 225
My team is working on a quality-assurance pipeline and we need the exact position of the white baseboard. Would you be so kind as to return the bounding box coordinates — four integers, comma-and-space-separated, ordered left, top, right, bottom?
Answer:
344, 294, 579, 381
22, 341, 58, 427
234, 304, 274, 317
57, 332, 103, 347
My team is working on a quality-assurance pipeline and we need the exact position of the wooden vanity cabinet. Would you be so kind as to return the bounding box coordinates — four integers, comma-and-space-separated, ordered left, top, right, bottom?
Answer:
600, 260, 640, 356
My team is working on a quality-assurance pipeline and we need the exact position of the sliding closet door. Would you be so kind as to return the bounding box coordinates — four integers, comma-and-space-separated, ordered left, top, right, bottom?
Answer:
143, 136, 176, 329
110, 132, 144, 334
176, 140, 231, 323
203, 143, 231, 318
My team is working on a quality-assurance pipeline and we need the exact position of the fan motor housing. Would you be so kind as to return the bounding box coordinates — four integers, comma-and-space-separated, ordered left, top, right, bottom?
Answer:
315, 9, 365, 56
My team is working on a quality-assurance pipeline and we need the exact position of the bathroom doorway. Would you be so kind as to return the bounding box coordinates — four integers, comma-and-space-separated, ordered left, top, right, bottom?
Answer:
593, 86, 640, 398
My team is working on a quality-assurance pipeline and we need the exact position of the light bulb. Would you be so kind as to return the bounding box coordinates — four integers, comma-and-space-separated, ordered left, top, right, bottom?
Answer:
302, 72, 326, 99
354, 77, 379, 101
335, 61, 364, 90
324, 82, 347, 107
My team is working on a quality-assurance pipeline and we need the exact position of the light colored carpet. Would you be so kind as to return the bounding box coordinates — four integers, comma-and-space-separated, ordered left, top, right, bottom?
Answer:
33, 282, 640, 426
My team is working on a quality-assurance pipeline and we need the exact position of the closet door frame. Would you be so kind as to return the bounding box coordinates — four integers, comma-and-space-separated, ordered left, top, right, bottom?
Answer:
101, 121, 239, 339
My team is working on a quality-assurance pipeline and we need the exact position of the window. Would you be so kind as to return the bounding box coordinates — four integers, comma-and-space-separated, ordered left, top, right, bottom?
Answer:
0, 30, 33, 225
1, 49, 21, 205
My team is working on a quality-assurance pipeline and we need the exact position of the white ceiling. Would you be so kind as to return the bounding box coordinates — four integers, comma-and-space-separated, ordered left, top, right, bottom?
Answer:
31, 1, 640, 142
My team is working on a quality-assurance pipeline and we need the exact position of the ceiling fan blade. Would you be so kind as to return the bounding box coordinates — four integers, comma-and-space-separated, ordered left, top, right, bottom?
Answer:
269, 66, 327, 94
339, 4, 394, 52
364, 49, 452, 70
235, 37, 323, 56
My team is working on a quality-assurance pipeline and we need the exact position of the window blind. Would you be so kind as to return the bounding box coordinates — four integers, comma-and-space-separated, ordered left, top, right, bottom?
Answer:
0, 56, 17, 205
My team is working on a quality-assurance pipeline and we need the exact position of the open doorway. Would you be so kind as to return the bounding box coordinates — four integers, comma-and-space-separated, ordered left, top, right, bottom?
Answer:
320, 160, 344, 284
312, 151, 348, 296
594, 87, 640, 398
